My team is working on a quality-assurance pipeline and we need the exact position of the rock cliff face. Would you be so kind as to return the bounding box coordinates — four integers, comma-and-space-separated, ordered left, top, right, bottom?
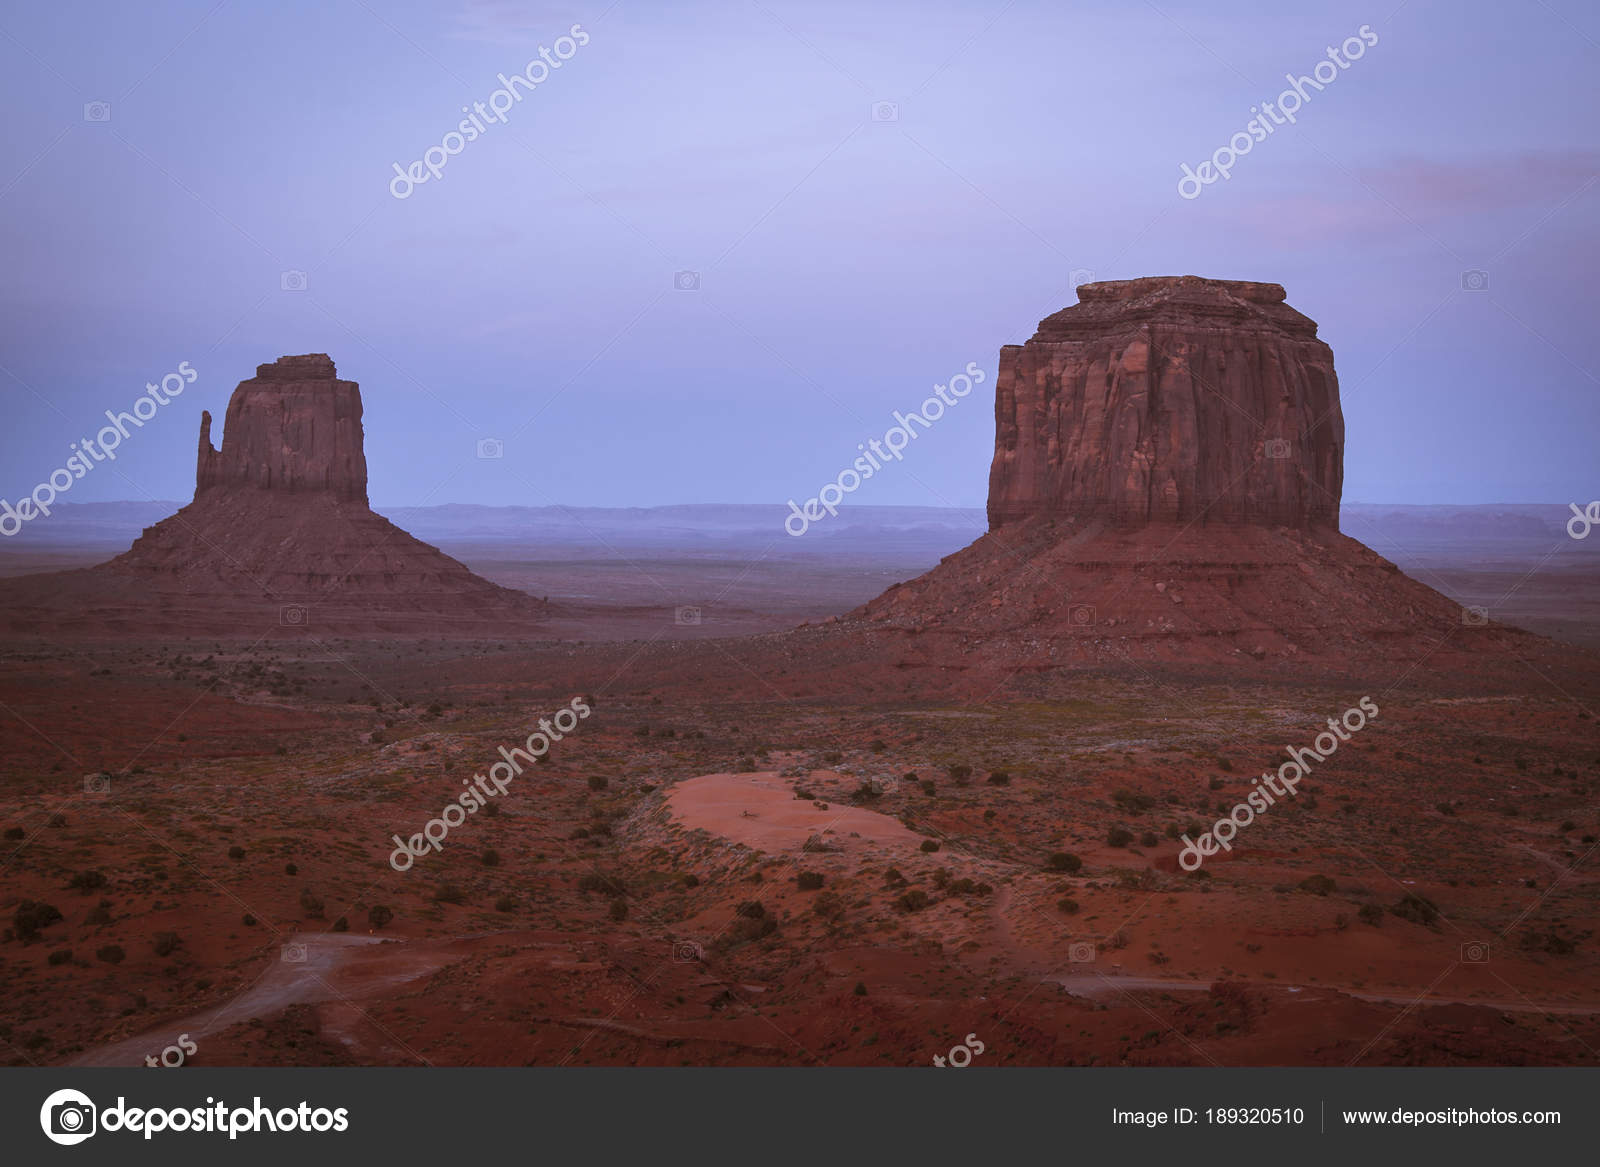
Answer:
987, 277, 1342, 530
196, 354, 368, 503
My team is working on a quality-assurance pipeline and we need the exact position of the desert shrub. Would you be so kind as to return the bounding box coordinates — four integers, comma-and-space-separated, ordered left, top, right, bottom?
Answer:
608, 899, 629, 922
152, 931, 181, 957
822, 751, 843, 764
987, 770, 1011, 785
947, 763, 973, 786
1208, 777, 1225, 791
883, 867, 908, 888
299, 889, 325, 918
495, 895, 517, 913
48, 948, 72, 966
736, 757, 756, 772
895, 889, 931, 913
920, 779, 936, 796
284, 862, 298, 875
919, 839, 941, 853
724, 915, 777, 945
587, 775, 608, 791
681, 873, 700, 888
96, 944, 125, 964
851, 782, 881, 801
735, 900, 765, 919
48, 813, 67, 828
1113, 788, 1155, 814
368, 905, 393, 930
227, 845, 245, 860
69, 869, 107, 893
332, 917, 349, 932
1139, 832, 1159, 848
83, 900, 113, 927
796, 871, 824, 890
481, 849, 501, 867
578, 873, 626, 897
1520, 930, 1577, 956
1389, 893, 1439, 926
853, 981, 868, 996
1357, 902, 1383, 926
433, 884, 466, 905
13, 901, 63, 940
1436, 802, 1456, 816
1047, 852, 1083, 873
870, 740, 887, 753
1560, 819, 1577, 833
1106, 827, 1134, 848
1298, 874, 1337, 896
3, 826, 23, 840
813, 891, 845, 919
1057, 898, 1080, 914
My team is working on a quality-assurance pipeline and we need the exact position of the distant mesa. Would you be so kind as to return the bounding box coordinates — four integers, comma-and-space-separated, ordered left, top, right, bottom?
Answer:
0, 354, 549, 637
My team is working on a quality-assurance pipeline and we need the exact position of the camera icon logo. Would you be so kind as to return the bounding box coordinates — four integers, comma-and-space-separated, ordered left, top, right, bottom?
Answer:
675, 605, 702, 626
673, 940, 703, 963
1264, 438, 1292, 460
1068, 941, 1096, 964
40, 1088, 97, 1145
280, 269, 307, 292
83, 102, 112, 123
871, 101, 899, 122
1068, 603, 1096, 629
1460, 941, 1490, 963
279, 604, 308, 627
870, 775, 900, 795
281, 942, 308, 963
83, 773, 111, 795
1461, 269, 1489, 292
1461, 605, 1489, 627
674, 270, 701, 291
476, 437, 505, 459
1069, 268, 1096, 289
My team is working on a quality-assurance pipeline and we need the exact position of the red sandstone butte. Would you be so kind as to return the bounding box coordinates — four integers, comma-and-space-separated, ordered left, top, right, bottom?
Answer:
987, 276, 1343, 530
846, 277, 1540, 666
0, 355, 548, 637
196, 353, 368, 503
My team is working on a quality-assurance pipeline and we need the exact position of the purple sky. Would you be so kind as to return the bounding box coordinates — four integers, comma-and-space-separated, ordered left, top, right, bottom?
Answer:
1, 0, 1595, 513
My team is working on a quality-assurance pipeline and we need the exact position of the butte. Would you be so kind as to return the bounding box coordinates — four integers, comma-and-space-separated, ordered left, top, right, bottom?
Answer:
848, 276, 1542, 671
0, 354, 548, 638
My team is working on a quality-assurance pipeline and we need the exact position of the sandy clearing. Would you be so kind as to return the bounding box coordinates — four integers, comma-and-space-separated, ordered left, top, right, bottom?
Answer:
664, 770, 925, 854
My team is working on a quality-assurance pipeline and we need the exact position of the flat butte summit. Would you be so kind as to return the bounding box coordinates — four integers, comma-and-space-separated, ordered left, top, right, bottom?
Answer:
0, 354, 549, 637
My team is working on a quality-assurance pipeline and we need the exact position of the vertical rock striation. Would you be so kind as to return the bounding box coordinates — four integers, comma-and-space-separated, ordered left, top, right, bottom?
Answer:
987, 276, 1343, 531
195, 354, 368, 503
